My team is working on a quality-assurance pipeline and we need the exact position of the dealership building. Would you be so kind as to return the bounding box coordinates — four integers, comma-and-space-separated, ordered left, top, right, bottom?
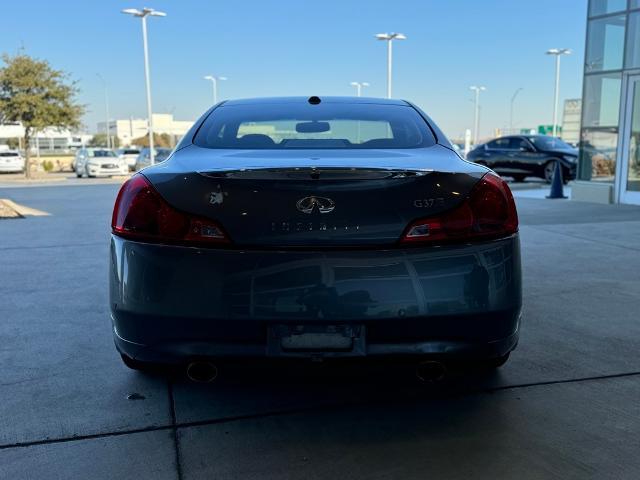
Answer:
574, 0, 640, 204
97, 114, 194, 147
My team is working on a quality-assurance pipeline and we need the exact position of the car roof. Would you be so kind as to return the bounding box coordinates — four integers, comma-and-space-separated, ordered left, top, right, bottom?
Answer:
220, 96, 409, 107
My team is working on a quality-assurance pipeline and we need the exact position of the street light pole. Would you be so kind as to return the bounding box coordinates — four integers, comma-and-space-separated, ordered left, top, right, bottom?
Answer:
96, 74, 111, 149
546, 48, 571, 137
470, 86, 486, 145
375, 33, 406, 98
204, 75, 227, 104
122, 7, 166, 165
510, 87, 523, 135
350, 81, 370, 97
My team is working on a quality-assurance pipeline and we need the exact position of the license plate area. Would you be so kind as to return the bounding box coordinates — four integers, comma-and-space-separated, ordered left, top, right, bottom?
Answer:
267, 324, 365, 357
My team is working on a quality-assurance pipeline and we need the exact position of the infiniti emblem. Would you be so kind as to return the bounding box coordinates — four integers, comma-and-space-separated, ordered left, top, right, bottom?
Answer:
296, 196, 335, 214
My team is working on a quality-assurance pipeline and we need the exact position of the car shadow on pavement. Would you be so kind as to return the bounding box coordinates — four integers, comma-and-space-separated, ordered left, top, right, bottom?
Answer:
165, 362, 520, 479
162, 360, 505, 427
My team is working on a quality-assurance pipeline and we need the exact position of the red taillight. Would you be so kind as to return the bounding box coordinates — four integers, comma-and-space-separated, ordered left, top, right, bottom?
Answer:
401, 173, 518, 245
111, 174, 229, 246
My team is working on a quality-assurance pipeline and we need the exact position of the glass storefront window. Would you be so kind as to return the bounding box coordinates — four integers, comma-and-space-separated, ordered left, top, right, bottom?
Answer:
580, 72, 622, 181
579, 129, 618, 181
586, 15, 626, 72
632, 0, 640, 10
589, 0, 627, 16
582, 72, 622, 128
626, 82, 640, 192
625, 12, 640, 68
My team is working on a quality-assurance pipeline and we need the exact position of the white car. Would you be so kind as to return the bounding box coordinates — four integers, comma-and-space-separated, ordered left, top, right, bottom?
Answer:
116, 148, 141, 171
74, 148, 128, 178
0, 150, 25, 173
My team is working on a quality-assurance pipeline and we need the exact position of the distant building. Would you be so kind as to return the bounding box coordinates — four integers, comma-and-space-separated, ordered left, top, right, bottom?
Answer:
97, 114, 194, 146
0, 122, 23, 146
0, 123, 91, 152
561, 99, 581, 145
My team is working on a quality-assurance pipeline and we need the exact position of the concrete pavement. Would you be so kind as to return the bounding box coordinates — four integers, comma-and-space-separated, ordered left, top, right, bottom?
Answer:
0, 183, 639, 479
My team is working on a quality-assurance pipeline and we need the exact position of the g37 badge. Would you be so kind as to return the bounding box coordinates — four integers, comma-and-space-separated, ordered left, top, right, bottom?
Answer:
413, 197, 445, 208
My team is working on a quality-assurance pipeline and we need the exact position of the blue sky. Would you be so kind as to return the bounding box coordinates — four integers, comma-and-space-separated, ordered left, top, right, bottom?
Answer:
0, 0, 587, 139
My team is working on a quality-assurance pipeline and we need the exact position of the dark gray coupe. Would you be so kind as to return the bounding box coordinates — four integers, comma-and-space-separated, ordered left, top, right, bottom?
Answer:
110, 96, 521, 382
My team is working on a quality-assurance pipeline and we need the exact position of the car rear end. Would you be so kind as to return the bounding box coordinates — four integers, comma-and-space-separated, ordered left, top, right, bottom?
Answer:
109, 97, 521, 370
0, 151, 25, 173
118, 149, 141, 171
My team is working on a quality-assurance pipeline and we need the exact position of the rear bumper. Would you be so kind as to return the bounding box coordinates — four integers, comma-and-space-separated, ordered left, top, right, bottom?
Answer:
0, 165, 24, 172
110, 234, 522, 363
113, 323, 519, 364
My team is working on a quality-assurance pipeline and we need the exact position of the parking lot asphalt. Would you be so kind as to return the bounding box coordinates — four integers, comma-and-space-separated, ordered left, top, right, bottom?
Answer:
1, 182, 639, 479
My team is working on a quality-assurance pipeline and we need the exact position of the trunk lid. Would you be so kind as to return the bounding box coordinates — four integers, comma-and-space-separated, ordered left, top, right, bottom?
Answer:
145, 145, 485, 247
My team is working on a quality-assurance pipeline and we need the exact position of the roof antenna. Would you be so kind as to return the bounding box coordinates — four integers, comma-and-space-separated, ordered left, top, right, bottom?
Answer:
308, 96, 321, 105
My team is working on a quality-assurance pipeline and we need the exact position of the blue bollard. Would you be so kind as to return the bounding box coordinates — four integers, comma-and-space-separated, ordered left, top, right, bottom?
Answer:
546, 160, 567, 199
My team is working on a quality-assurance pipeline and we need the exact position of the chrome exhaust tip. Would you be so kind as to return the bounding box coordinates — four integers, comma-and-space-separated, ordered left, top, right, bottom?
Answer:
186, 361, 218, 383
416, 360, 447, 383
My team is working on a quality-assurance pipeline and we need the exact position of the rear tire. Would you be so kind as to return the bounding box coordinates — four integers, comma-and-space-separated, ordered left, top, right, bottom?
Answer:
543, 161, 556, 183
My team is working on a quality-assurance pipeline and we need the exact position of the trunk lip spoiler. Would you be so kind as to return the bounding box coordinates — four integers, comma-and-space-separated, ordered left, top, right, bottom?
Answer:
194, 166, 439, 180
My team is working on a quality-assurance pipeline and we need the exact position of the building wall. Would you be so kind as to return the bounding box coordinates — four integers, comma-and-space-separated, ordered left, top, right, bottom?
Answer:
0, 123, 91, 151
97, 114, 195, 146
579, 0, 640, 184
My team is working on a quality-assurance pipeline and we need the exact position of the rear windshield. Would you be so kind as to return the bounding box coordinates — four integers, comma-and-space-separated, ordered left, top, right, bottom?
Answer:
0, 152, 19, 157
194, 103, 436, 149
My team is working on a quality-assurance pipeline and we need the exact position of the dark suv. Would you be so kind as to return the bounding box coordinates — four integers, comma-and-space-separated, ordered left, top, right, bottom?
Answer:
466, 135, 577, 183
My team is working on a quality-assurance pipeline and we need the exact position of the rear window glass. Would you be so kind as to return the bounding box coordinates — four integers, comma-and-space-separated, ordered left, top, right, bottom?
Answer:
0, 152, 19, 157
194, 103, 436, 149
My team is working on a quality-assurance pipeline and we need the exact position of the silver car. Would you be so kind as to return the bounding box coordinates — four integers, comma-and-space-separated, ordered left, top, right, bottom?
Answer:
116, 148, 141, 172
0, 150, 25, 173
75, 148, 128, 178
133, 148, 172, 171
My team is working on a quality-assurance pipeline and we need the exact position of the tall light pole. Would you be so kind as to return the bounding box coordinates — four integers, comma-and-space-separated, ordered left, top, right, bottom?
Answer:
96, 74, 111, 149
546, 48, 571, 137
350, 81, 370, 97
375, 33, 406, 99
510, 87, 523, 134
204, 75, 227, 104
470, 86, 486, 145
122, 7, 166, 165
